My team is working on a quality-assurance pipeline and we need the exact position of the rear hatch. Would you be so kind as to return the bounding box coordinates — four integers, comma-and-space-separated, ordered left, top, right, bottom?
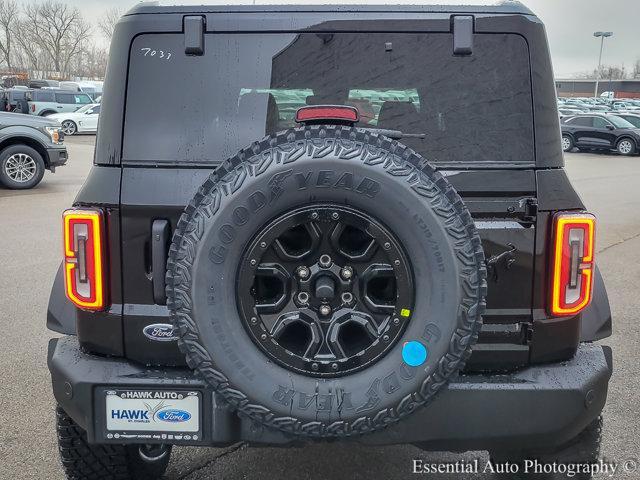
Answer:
118, 26, 537, 369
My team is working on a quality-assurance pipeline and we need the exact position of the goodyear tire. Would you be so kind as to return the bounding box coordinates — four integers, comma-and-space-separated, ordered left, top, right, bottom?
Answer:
166, 125, 487, 438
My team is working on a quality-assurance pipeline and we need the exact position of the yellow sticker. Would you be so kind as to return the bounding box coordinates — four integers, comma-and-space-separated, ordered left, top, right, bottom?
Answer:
400, 308, 411, 317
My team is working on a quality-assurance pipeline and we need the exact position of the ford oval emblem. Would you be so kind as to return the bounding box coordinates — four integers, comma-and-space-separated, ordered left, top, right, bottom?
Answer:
143, 323, 178, 342
156, 409, 192, 423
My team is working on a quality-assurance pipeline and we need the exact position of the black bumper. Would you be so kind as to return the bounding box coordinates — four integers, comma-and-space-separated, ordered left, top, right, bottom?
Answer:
48, 337, 612, 451
46, 146, 68, 170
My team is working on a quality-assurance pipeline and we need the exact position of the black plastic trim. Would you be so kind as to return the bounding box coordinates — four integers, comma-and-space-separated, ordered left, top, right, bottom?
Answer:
151, 220, 170, 305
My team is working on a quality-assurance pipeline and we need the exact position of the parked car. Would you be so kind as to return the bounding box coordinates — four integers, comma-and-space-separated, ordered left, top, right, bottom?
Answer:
48, 103, 100, 135
611, 101, 640, 112
0, 112, 67, 189
26, 89, 93, 116
564, 98, 592, 109
47, 3, 612, 480
1, 88, 32, 112
586, 105, 611, 113
29, 79, 60, 89
59, 81, 102, 100
558, 107, 586, 119
561, 114, 640, 155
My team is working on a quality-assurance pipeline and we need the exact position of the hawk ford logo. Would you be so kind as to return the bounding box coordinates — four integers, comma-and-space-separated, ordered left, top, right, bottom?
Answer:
156, 409, 191, 423
143, 323, 178, 342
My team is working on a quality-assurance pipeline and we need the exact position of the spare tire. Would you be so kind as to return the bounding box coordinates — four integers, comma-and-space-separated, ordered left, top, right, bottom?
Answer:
166, 125, 487, 438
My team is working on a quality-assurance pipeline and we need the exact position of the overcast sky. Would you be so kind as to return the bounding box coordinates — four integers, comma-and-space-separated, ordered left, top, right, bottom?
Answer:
65, 0, 640, 77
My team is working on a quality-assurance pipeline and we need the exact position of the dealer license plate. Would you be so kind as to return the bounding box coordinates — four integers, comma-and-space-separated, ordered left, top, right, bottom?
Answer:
105, 389, 200, 434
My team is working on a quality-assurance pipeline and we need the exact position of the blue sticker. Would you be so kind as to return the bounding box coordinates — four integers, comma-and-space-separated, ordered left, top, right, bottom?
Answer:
402, 341, 428, 367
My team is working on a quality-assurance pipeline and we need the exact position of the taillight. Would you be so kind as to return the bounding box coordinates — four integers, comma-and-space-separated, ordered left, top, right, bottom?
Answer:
295, 105, 359, 124
549, 212, 596, 316
63, 209, 106, 311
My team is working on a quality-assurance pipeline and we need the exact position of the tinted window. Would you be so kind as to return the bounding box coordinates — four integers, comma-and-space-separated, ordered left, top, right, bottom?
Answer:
124, 33, 534, 165
56, 93, 75, 104
567, 117, 593, 127
34, 90, 55, 102
90, 105, 101, 114
622, 116, 640, 127
592, 117, 611, 128
608, 115, 635, 129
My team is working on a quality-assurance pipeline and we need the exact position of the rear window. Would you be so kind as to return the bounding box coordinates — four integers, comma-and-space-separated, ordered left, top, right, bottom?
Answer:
33, 90, 55, 102
124, 33, 533, 166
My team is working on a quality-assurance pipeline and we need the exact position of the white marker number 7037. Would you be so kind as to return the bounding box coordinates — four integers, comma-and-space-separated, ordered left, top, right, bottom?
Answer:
140, 48, 172, 60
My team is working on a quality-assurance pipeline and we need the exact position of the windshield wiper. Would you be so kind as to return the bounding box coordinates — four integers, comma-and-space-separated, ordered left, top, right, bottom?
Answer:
360, 127, 426, 140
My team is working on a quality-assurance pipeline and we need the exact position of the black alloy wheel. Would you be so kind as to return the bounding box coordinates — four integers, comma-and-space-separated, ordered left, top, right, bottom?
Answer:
237, 204, 414, 377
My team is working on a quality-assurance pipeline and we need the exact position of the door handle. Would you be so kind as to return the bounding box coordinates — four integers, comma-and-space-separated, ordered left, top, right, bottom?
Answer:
151, 219, 170, 304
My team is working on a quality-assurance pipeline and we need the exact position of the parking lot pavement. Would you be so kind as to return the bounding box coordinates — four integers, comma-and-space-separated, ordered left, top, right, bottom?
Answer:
0, 140, 638, 479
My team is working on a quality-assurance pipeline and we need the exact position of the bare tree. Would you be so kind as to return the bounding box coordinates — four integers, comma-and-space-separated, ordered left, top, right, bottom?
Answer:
633, 59, 640, 79
0, 0, 18, 70
21, 1, 91, 77
98, 7, 122, 41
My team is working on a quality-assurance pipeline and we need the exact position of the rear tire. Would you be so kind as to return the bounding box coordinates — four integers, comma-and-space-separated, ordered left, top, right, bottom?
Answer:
561, 135, 574, 152
0, 144, 45, 189
489, 416, 603, 479
56, 406, 172, 480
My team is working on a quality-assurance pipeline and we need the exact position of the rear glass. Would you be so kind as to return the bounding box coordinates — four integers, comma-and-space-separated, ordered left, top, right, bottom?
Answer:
124, 33, 533, 165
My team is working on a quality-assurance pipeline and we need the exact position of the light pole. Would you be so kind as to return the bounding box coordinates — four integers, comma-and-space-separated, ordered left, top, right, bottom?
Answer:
593, 31, 613, 98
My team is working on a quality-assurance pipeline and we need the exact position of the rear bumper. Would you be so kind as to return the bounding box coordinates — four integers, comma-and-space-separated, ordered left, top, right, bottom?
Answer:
48, 336, 611, 451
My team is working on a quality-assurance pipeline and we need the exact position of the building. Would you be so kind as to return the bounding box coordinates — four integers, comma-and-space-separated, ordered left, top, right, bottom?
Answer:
556, 79, 640, 98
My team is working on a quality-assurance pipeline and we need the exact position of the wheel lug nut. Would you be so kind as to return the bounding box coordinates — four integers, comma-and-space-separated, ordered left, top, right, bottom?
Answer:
297, 266, 310, 279
311, 362, 319, 371
260, 333, 268, 341
340, 266, 353, 280
383, 334, 390, 342
319, 254, 332, 268
251, 317, 258, 325
297, 292, 309, 305
384, 242, 391, 250
331, 212, 340, 220
331, 363, 338, 370
319, 305, 331, 316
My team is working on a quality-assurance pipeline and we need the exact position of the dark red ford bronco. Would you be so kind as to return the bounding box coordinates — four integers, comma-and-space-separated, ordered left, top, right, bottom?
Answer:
47, 3, 612, 479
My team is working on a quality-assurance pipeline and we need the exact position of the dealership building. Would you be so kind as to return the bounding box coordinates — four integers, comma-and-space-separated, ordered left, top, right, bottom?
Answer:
555, 79, 640, 98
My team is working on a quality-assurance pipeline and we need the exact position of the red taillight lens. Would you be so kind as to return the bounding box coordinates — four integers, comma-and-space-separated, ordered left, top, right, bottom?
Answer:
295, 105, 359, 123
63, 209, 106, 311
549, 212, 596, 316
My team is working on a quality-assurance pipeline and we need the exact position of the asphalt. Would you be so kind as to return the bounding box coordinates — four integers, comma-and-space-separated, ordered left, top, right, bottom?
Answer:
0, 137, 638, 479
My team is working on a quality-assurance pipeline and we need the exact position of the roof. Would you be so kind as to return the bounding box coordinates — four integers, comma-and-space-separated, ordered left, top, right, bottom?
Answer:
126, 1, 533, 16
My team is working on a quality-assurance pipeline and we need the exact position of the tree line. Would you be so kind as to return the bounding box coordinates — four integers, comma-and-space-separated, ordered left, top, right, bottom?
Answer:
0, 0, 121, 81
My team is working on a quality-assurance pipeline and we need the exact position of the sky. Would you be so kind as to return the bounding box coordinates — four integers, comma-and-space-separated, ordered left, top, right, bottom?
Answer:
62, 0, 640, 78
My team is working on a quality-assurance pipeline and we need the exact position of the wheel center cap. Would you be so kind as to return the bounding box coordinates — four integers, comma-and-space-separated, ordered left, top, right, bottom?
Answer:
314, 275, 336, 300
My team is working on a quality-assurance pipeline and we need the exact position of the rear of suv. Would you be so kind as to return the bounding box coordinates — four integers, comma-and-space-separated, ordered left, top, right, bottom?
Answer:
47, 3, 612, 479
